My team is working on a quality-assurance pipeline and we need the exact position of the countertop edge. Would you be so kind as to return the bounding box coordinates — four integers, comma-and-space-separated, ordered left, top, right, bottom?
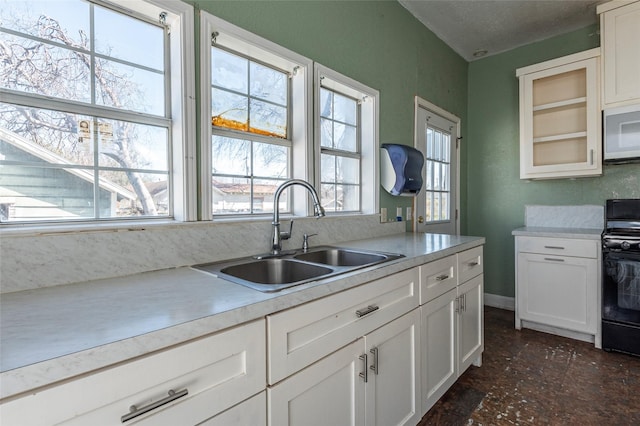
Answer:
511, 226, 603, 240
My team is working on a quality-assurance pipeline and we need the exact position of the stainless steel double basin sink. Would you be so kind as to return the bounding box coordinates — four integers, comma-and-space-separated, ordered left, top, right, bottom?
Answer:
193, 246, 404, 292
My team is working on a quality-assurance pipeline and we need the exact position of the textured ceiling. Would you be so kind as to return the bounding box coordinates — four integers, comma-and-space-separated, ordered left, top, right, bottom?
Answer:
398, 0, 605, 61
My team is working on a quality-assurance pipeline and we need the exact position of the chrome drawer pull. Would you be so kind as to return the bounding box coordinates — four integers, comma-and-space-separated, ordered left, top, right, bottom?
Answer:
467, 261, 479, 267
544, 257, 565, 262
356, 304, 379, 318
121, 389, 188, 423
359, 354, 368, 382
544, 245, 565, 250
435, 274, 449, 281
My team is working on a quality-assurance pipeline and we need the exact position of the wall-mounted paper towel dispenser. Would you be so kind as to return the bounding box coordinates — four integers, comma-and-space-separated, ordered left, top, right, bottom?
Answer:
380, 143, 424, 196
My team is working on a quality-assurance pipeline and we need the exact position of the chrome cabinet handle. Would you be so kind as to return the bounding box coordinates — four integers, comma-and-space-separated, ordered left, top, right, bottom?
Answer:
467, 261, 479, 267
370, 347, 379, 375
356, 304, 379, 318
455, 296, 460, 313
435, 274, 449, 281
359, 354, 368, 382
121, 389, 188, 423
544, 257, 565, 262
590, 149, 594, 165
463, 294, 467, 312
544, 245, 565, 250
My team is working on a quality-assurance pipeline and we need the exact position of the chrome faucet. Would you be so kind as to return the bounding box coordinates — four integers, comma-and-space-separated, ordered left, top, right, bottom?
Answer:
270, 179, 325, 256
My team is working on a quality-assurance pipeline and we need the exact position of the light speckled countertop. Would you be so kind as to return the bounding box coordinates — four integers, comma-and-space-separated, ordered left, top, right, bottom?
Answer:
512, 227, 603, 240
0, 232, 484, 400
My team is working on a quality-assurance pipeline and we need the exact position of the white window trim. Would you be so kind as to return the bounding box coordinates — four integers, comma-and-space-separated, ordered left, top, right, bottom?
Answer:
314, 64, 379, 215
0, 0, 197, 228
200, 11, 313, 220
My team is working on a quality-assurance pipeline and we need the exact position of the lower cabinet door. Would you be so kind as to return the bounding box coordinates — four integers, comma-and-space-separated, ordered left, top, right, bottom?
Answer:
517, 252, 597, 333
365, 309, 421, 426
267, 339, 366, 426
420, 289, 457, 414
458, 275, 484, 374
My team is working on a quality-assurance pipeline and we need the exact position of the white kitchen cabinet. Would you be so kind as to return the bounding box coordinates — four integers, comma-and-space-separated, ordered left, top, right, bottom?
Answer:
268, 309, 421, 426
516, 49, 601, 179
267, 267, 419, 385
516, 236, 599, 341
598, 0, 640, 108
419, 247, 484, 414
0, 319, 266, 426
199, 392, 266, 426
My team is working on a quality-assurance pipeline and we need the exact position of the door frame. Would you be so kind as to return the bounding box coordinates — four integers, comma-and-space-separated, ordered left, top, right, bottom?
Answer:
413, 96, 461, 235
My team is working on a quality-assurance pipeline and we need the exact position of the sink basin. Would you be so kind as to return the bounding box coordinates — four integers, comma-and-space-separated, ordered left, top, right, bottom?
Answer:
294, 248, 387, 266
193, 246, 404, 292
195, 259, 334, 292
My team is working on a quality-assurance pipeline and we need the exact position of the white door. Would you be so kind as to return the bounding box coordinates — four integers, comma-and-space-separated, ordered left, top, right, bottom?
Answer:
414, 97, 459, 235
365, 309, 421, 426
267, 338, 366, 426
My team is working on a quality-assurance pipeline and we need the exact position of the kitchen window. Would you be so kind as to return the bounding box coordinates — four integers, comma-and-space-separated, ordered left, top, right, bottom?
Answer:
314, 64, 378, 215
0, 0, 196, 224
201, 12, 312, 219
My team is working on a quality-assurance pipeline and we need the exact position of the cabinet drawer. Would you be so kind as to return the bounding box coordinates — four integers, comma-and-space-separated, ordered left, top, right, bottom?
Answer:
517, 236, 597, 258
420, 255, 457, 304
1, 320, 266, 426
267, 267, 419, 384
458, 246, 484, 284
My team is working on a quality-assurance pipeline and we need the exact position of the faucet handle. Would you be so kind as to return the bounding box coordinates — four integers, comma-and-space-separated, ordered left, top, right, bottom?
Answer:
302, 233, 318, 252
280, 220, 294, 241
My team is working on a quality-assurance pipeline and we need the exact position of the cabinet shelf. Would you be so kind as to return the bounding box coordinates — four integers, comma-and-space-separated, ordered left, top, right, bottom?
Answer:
533, 97, 587, 112
533, 131, 587, 144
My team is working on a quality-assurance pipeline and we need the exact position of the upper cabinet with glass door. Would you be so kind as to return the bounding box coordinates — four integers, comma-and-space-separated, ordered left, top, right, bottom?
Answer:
516, 48, 602, 179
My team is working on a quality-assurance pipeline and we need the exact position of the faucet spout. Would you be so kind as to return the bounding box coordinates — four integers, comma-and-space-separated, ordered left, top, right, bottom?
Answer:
271, 179, 325, 256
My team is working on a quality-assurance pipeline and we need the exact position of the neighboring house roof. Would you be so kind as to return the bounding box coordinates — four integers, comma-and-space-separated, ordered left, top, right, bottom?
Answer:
212, 180, 278, 196
0, 127, 137, 201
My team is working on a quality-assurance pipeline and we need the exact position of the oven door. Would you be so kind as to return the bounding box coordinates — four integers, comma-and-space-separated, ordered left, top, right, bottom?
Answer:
603, 250, 640, 325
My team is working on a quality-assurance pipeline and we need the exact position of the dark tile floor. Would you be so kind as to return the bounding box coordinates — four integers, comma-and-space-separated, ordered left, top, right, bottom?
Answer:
418, 307, 640, 425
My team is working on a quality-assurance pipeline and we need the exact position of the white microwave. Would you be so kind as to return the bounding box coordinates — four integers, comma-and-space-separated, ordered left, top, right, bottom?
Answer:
604, 104, 640, 162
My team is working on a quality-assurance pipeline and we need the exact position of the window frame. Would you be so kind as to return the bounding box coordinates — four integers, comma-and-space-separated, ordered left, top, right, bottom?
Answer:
313, 64, 378, 215
200, 11, 313, 220
0, 0, 197, 226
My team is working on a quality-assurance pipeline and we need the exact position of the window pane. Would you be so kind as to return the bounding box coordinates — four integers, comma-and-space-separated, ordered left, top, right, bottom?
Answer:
442, 164, 450, 191
434, 130, 441, 161
442, 133, 450, 162
0, 0, 90, 46
425, 161, 433, 190
333, 93, 356, 125
320, 89, 333, 119
94, 5, 164, 70
321, 183, 336, 211
320, 118, 333, 148
250, 62, 287, 106
0, 32, 92, 102
321, 154, 336, 182
426, 128, 433, 159
433, 162, 441, 190
212, 48, 248, 94
252, 178, 282, 214
95, 59, 164, 115
441, 192, 449, 221
101, 171, 168, 218
0, 104, 94, 165
426, 191, 433, 221
337, 156, 359, 184
0, 164, 95, 222
212, 136, 250, 176
338, 184, 359, 211
212, 176, 250, 214
249, 99, 286, 138
212, 88, 248, 131
433, 192, 441, 221
334, 123, 357, 152
97, 119, 168, 171
254, 142, 288, 178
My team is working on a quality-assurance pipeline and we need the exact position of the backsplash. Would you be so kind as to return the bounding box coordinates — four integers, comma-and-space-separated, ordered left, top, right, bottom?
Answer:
525, 204, 604, 229
0, 215, 404, 294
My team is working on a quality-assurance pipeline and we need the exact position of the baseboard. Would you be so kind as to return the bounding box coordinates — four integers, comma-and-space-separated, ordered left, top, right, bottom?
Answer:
484, 293, 515, 311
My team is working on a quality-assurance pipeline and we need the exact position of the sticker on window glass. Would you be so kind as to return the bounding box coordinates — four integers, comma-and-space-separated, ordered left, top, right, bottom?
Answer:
98, 122, 115, 153
77, 119, 93, 153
